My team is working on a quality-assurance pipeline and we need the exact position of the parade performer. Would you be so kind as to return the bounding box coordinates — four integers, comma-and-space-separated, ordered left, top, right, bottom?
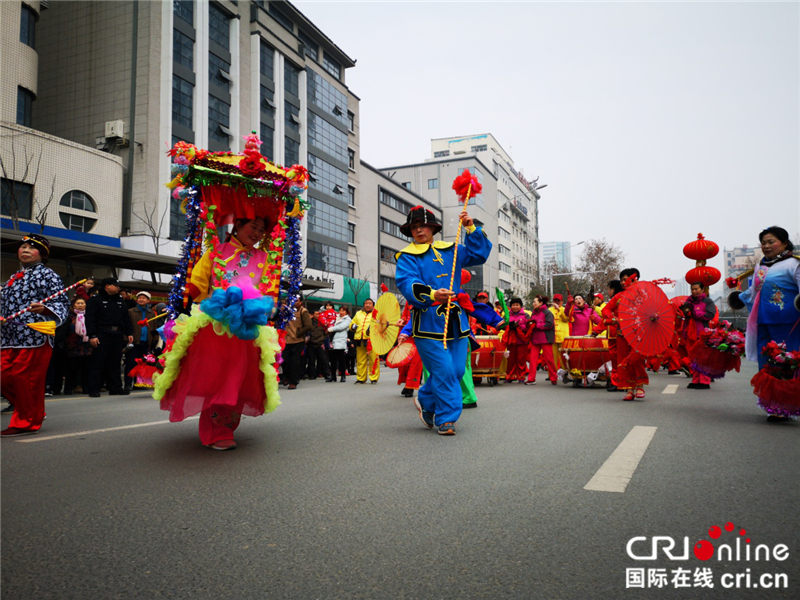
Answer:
729, 226, 800, 420
598, 280, 624, 392
1, 235, 69, 436
351, 298, 380, 384
154, 134, 306, 450
396, 303, 423, 397
503, 298, 529, 383
604, 269, 648, 400
680, 282, 716, 390
549, 293, 570, 370
566, 293, 601, 336
525, 295, 557, 385
396, 193, 491, 435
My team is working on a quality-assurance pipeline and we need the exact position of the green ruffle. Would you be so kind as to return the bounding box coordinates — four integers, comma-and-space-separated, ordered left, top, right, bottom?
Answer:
152, 307, 281, 413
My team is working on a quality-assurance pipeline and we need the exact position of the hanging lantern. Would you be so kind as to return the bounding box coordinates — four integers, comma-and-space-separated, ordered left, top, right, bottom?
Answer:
683, 233, 719, 262
685, 266, 721, 287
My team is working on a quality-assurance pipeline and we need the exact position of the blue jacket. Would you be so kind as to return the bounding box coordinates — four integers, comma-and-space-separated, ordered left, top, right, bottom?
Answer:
740, 257, 800, 324
395, 227, 492, 342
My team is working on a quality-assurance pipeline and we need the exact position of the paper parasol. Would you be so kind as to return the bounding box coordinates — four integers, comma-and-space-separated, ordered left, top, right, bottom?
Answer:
618, 281, 675, 357
370, 292, 401, 355
386, 341, 417, 368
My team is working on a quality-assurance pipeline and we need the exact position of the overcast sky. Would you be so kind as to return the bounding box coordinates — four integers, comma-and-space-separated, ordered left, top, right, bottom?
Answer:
296, 0, 799, 293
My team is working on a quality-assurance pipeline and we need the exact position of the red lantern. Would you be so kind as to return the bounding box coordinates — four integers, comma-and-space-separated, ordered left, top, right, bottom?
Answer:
685, 266, 721, 287
683, 233, 719, 261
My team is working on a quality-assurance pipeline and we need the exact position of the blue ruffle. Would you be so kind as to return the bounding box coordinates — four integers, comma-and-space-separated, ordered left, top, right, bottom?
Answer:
199, 286, 275, 340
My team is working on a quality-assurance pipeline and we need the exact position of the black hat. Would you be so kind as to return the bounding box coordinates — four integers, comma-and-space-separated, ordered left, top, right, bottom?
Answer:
101, 276, 120, 287
400, 206, 442, 237
18, 234, 51, 260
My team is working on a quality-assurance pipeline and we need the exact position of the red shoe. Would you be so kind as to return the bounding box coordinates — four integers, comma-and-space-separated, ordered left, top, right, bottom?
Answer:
208, 439, 236, 451
635, 388, 645, 399
623, 391, 635, 401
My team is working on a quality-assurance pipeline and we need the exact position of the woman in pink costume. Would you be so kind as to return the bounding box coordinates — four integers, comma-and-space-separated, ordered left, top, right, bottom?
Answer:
154, 217, 281, 451
503, 297, 529, 383
525, 295, 558, 385
566, 293, 601, 336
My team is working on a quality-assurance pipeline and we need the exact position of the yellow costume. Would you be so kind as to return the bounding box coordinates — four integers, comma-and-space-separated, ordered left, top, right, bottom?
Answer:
351, 309, 380, 382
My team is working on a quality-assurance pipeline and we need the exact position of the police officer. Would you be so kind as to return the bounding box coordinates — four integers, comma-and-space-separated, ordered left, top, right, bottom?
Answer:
85, 277, 133, 397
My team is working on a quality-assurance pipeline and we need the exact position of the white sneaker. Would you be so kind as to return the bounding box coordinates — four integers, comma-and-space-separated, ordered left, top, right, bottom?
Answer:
524, 381, 536, 385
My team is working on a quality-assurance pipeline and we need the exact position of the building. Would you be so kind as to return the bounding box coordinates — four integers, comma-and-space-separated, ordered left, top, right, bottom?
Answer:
379, 133, 543, 298
2, 0, 370, 301
540, 241, 572, 272
723, 245, 760, 281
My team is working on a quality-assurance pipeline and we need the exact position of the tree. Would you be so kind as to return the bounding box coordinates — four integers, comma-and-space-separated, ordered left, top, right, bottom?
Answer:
0, 140, 48, 231
132, 201, 169, 254
575, 238, 627, 293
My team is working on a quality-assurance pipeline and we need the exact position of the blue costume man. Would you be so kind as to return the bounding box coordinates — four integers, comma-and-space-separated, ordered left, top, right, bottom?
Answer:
395, 206, 492, 435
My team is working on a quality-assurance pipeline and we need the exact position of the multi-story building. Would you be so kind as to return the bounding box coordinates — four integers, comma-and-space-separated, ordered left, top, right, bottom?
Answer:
540, 241, 572, 272
380, 133, 542, 298
2, 1, 372, 301
723, 245, 760, 281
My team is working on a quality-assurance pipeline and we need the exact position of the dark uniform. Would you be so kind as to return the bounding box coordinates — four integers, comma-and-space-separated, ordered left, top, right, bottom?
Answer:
86, 287, 133, 396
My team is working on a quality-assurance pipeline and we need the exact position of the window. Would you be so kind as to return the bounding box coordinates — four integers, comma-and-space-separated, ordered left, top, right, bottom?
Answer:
402, 182, 411, 190
297, 29, 318, 61
307, 113, 347, 163
464, 167, 484, 207
348, 185, 355, 207
348, 111, 355, 132
172, 76, 193, 129
499, 210, 510, 224
208, 96, 231, 146
209, 53, 231, 90
1, 179, 33, 219
260, 41, 274, 80
380, 246, 397, 264
379, 189, 411, 215
307, 198, 349, 242
427, 179, 438, 190
380, 218, 408, 240
307, 154, 348, 198
347, 261, 355, 278
307, 242, 350, 276
260, 84, 275, 112
268, 3, 294, 32
348, 148, 355, 170
323, 54, 342, 80
471, 144, 487, 153
260, 123, 274, 158
498, 244, 511, 256
208, 4, 230, 50
20, 3, 35, 49
380, 276, 401, 297
173, 0, 193, 25
307, 70, 348, 127
16, 87, 33, 127
285, 62, 300, 97
285, 101, 300, 132
173, 29, 194, 69
285, 138, 299, 166
433, 150, 449, 158
58, 191, 97, 232
348, 222, 355, 244
499, 262, 511, 274
498, 227, 510, 240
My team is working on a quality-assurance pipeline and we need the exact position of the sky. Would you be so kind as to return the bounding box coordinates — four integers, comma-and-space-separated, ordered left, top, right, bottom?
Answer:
295, 0, 799, 294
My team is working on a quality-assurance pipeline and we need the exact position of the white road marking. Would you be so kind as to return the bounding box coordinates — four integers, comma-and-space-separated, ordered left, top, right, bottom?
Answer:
584, 426, 658, 493
663, 384, 678, 394
14, 416, 198, 443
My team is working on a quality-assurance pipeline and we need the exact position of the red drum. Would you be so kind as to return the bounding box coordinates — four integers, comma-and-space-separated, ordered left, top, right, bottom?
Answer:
471, 335, 505, 380
561, 336, 611, 375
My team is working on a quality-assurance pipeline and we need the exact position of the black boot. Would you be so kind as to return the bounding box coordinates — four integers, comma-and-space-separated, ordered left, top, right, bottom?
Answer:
340, 375, 346, 382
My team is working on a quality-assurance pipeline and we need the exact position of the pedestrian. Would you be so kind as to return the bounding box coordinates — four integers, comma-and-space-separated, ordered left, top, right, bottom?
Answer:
1, 234, 69, 436
306, 310, 331, 380
549, 293, 570, 370
85, 277, 133, 397
119, 288, 137, 310
63, 296, 92, 394
44, 314, 70, 395
504, 297, 529, 383
125, 291, 157, 390
395, 204, 491, 435
350, 298, 380, 384
525, 295, 557, 385
327, 306, 352, 382
566, 293, 601, 336
680, 282, 717, 390
283, 297, 312, 390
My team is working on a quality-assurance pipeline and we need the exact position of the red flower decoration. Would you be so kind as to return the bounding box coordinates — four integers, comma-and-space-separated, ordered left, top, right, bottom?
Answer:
725, 277, 739, 289
452, 169, 482, 202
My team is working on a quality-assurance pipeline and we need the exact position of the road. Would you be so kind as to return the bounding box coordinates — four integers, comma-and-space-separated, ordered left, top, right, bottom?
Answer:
2, 363, 798, 599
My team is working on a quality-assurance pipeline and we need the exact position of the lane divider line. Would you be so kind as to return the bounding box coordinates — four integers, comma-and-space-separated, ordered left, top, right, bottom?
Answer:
584, 426, 658, 493
663, 384, 678, 394
14, 416, 198, 443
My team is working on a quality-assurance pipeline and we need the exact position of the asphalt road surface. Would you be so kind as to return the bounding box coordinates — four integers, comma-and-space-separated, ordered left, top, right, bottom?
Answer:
2, 363, 798, 599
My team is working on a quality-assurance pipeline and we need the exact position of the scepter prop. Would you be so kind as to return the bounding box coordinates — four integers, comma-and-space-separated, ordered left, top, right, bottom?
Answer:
443, 169, 483, 349
0, 278, 87, 333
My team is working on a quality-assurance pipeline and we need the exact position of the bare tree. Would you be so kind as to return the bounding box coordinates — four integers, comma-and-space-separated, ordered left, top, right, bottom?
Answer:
33, 174, 57, 233
0, 140, 44, 230
575, 238, 627, 292
132, 201, 169, 254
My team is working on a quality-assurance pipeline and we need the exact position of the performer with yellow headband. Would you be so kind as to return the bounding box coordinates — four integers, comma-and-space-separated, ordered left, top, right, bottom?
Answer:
1, 235, 69, 436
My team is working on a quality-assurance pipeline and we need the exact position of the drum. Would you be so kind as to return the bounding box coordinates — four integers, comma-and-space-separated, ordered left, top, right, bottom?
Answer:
561, 336, 610, 374
471, 335, 505, 377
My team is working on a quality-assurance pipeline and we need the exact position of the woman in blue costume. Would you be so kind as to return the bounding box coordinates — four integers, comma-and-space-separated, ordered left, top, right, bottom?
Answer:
395, 206, 491, 435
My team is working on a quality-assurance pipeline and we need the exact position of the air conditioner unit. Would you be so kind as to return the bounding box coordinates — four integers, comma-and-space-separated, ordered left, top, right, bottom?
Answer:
105, 120, 125, 138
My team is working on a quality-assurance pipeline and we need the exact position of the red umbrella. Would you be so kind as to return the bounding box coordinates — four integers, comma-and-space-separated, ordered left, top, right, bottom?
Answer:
618, 281, 675, 357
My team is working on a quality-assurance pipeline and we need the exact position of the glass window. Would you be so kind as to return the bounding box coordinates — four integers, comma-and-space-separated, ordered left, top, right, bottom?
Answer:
285, 62, 300, 97
16, 87, 33, 127
379, 189, 411, 215
307, 112, 348, 163
1, 178, 33, 219
172, 75, 193, 129
427, 179, 438, 190
268, 4, 294, 32
208, 96, 231, 145
499, 262, 511, 274
433, 150, 449, 158
59, 214, 96, 233
298, 29, 319, 61
380, 218, 408, 240
285, 100, 300, 133
498, 244, 511, 256
209, 53, 231, 90
208, 3, 230, 50
307, 242, 349, 276
348, 148, 355, 170
285, 138, 299, 166
380, 246, 397, 264
471, 144, 487, 153
464, 166, 484, 207
307, 69, 348, 127
348, 111, 355, 132
59, 190, 96, 212
380, 276, 401, 297
260, 84, 275, 113
348, 222, 355, 244
402, 182, 411, 190
173, 29, 193, 69
259, 123, 274, 159
498, 226, 510, 240
20, 4, 35, 49
170, 196, 187, 240
307, 198, 349, 242
347, 261, 355, 278
323, 54, 341, 80
260, 41, 274, 80
173, 0, 193, 25
348, 185, 355, 207
307, 154, 348, 198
